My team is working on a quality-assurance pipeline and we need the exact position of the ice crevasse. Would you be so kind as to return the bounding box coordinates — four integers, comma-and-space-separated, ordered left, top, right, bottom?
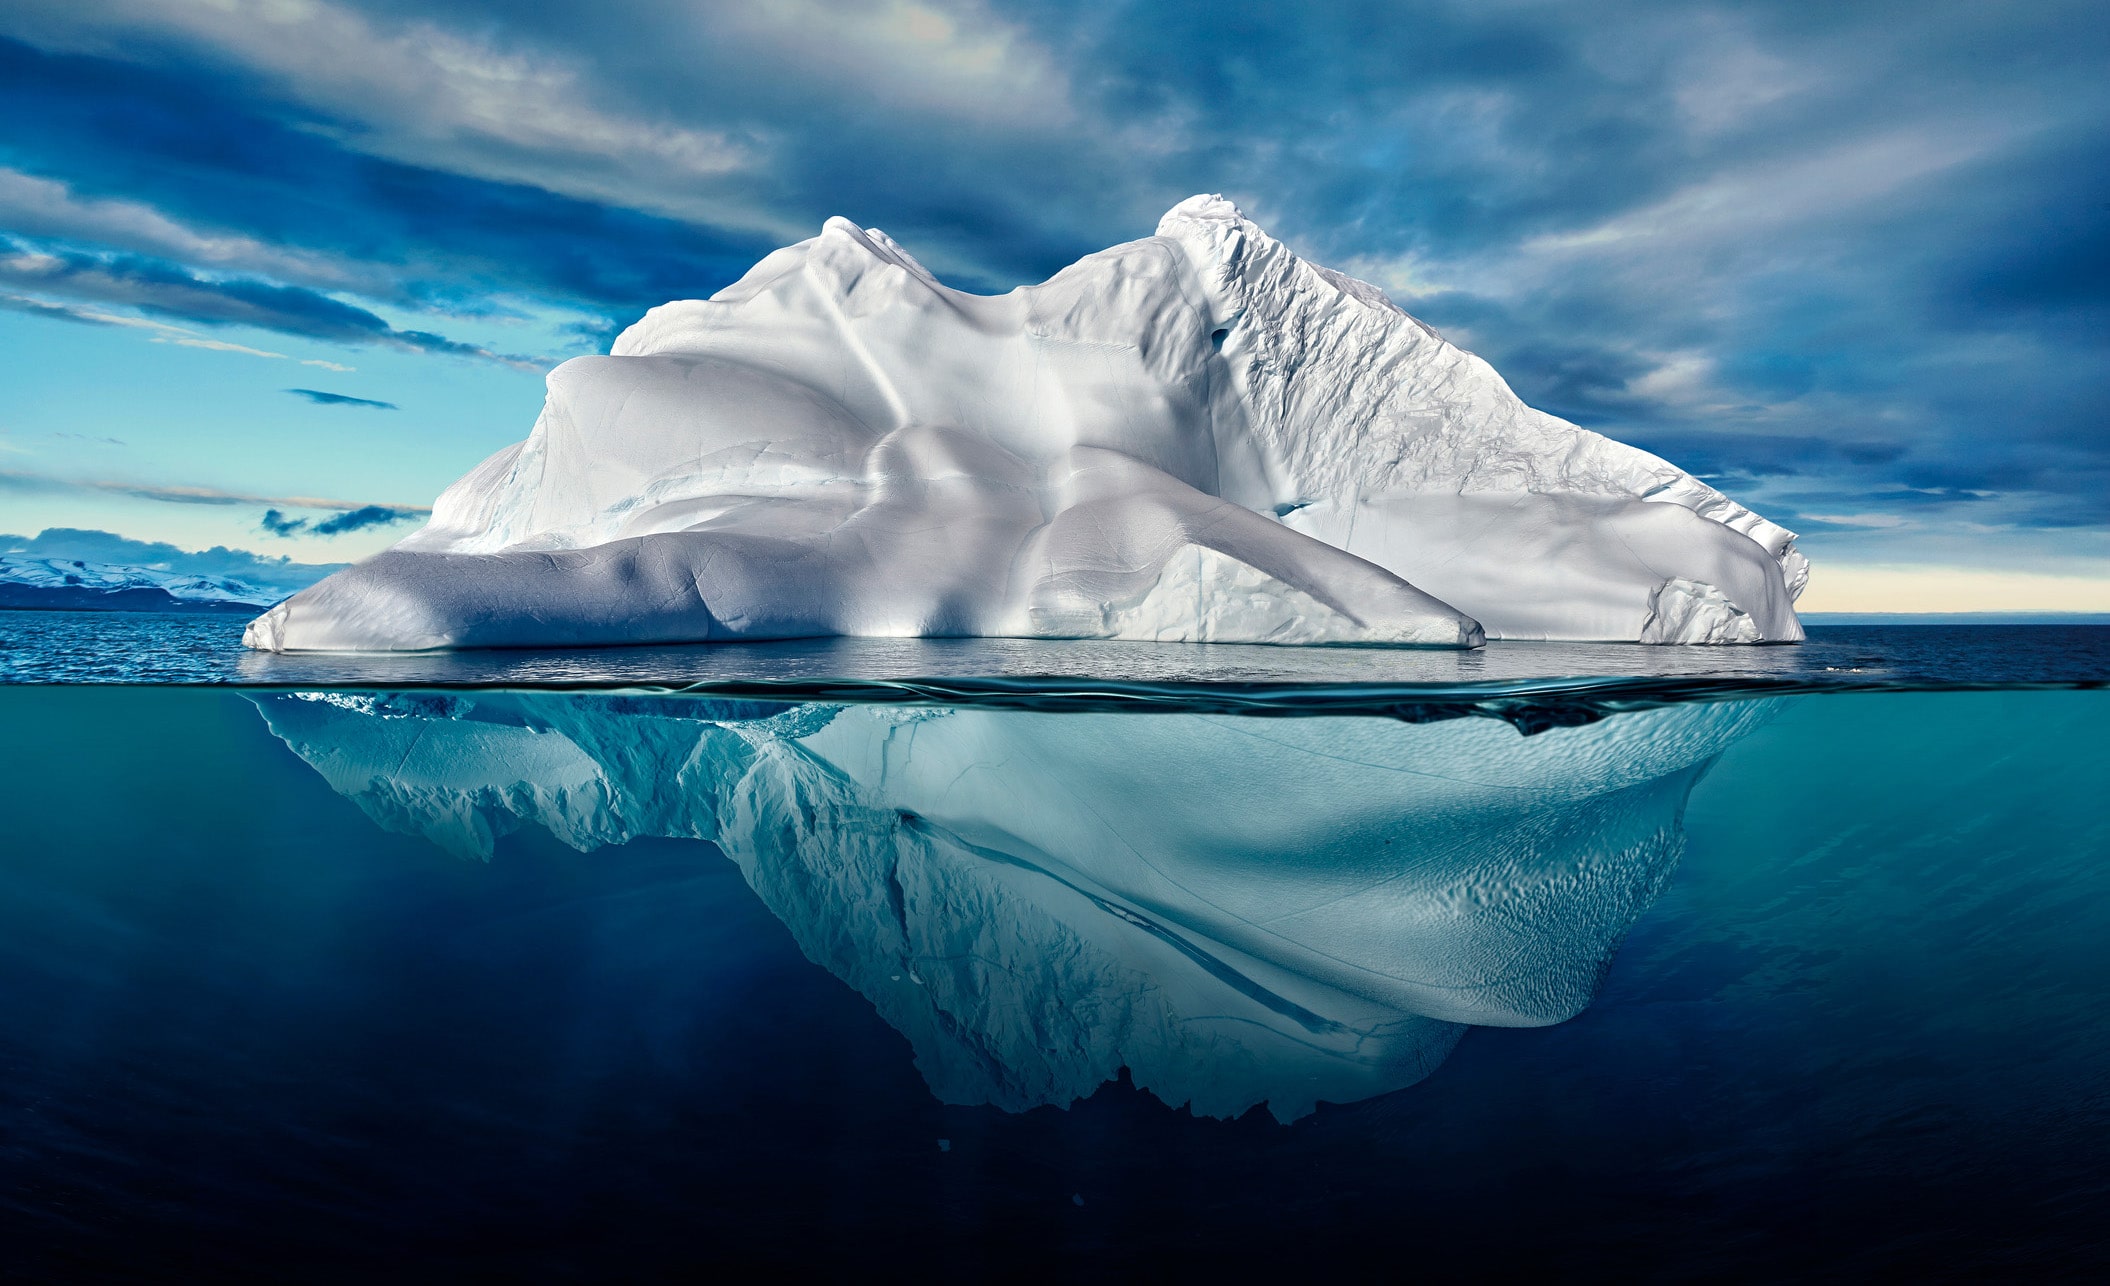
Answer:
245, 196, 1808, 652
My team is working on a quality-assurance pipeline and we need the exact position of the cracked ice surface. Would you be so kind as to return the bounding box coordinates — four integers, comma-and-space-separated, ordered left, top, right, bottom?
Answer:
246, 196, 1804, 653
255, 691, 1780, 1120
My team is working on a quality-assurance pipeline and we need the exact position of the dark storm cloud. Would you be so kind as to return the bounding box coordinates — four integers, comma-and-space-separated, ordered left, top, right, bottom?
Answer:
1931, 127, 2110, 325
310, 504, 417, 536
259, 503, 413, 537
286, 389, 397, 410
3, 240, 380, 335
0, 291, 103, 324
0, 234, 548, 367
0, 526, 343, 584
258, 508, 306, 537
0, 36, 776, 314
1, 1, 2107, 557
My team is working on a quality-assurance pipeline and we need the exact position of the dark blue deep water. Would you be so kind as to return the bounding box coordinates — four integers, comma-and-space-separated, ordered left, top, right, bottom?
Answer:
2, 621, 2107, 1279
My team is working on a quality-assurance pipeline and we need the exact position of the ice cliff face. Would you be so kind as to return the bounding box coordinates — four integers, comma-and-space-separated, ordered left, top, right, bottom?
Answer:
254, 692, 1779, 1120
246, 195, 1805, 652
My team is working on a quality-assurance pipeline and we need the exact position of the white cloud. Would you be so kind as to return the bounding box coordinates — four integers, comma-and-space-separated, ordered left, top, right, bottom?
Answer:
2, 0, 776, 235
1331, 250, 1458, 303
714, 0, 1076, 127
151, 334, 291, 359
1666, 22, 1815, 137
0, 168, 366, 291
1623, 352, 1720, 405
0, 0, 1106, 256
0, 465, 428, 513
1, 290, 357, 370
1519, 124, 2017, 264
1800, 513, 1909, 529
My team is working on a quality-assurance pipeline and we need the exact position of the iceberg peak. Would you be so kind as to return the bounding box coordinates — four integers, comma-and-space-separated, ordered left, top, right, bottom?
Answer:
246, 197, 1804, 653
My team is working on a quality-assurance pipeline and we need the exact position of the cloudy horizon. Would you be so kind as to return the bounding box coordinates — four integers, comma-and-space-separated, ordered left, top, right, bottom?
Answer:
2, 0, 2105, 610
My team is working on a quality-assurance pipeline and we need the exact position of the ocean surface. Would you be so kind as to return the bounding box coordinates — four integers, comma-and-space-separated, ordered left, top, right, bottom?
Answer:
7, 607, 2110, 690
3, 613, 2106, 1279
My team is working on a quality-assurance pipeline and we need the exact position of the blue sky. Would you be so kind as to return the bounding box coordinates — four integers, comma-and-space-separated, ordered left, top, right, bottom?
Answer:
1, 0, 2105, 609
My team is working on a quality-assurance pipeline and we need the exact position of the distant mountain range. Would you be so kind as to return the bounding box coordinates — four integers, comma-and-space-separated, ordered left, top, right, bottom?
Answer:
0, 554, 287, 613
0, 528, 347, 614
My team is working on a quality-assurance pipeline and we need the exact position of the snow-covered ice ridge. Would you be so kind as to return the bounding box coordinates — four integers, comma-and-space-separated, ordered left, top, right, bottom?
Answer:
247, 196, 1806, 652
1, 554, 283, 606
253, 691, 1780, 1119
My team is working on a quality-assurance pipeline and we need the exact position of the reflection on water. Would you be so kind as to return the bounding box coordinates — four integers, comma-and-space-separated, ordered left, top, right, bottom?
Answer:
256, 691, 1780, 1119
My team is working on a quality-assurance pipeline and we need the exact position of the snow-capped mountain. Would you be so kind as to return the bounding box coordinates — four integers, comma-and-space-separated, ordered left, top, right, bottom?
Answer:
0, 554, 286, 611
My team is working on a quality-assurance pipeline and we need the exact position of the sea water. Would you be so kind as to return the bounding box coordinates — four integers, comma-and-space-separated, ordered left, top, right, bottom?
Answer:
1, 619, 2105, 1278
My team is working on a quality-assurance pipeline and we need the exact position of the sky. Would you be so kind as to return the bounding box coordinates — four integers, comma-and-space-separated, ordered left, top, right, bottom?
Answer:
1, 0, 2105, 609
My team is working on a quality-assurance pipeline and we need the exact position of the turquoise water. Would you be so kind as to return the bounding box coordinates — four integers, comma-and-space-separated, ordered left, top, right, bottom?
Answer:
3, 679, 2106, 1277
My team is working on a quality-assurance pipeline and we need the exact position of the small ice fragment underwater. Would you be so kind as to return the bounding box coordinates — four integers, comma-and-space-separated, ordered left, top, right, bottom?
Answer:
253, 690, 1781, 1121
245, 196, 1805, 653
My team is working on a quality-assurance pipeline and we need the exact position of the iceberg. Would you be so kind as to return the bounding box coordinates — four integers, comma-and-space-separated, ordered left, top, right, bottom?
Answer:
245, 195, 1805, 652
253, 691, 1780, 1119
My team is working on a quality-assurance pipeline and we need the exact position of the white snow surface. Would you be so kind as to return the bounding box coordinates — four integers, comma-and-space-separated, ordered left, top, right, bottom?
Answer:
253, 691, 1780, 1120
1, 554, 283, 605
246, 195, 1805, 652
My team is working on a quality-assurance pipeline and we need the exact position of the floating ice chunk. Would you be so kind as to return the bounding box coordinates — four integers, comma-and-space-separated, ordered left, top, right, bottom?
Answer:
247, 196, 1803, 652
1640, 578, 1765, 645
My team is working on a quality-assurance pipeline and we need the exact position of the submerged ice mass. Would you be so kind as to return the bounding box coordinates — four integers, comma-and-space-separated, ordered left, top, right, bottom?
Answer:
246, 196, 1806, 652
254, 692, 1778, 1119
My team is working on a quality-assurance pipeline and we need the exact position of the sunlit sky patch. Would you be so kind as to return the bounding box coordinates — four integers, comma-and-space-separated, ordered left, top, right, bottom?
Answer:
0, 0, 2104, 607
